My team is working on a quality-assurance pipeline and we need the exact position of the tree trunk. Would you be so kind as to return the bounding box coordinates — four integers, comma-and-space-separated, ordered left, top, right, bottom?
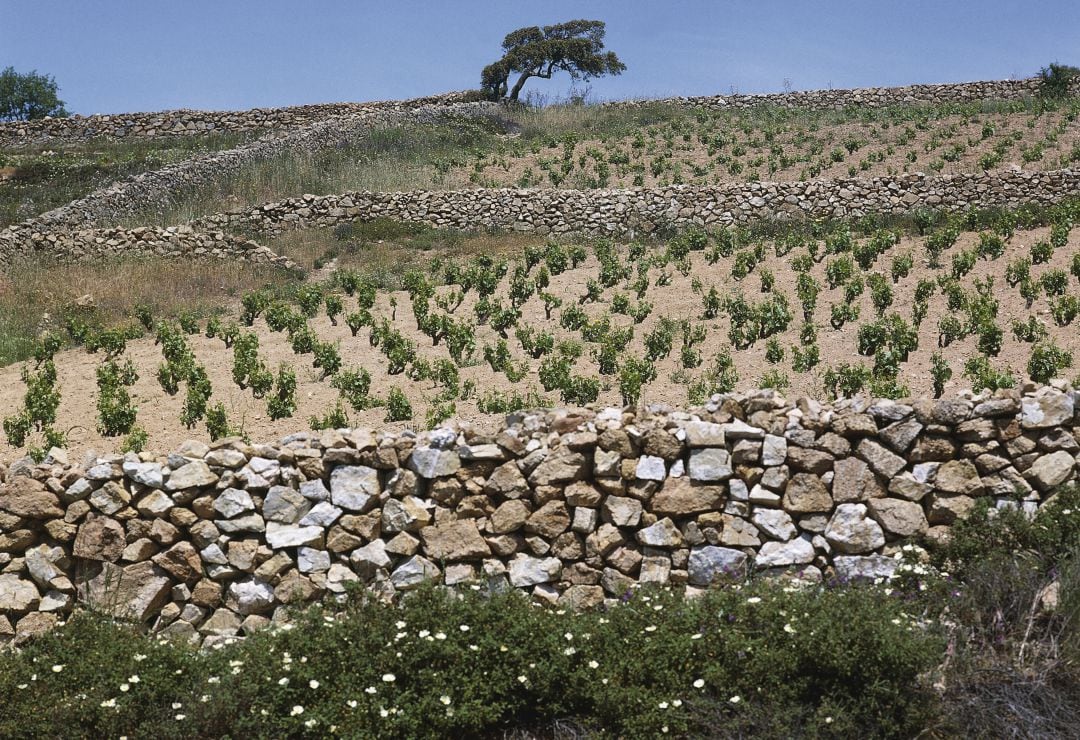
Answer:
508, 72, 533, 101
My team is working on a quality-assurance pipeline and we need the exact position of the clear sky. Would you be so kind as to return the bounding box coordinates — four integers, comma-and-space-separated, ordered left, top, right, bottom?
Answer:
3, 1, 1079, 114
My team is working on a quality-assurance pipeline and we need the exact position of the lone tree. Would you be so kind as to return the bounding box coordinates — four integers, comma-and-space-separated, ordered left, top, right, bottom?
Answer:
481, 20, 626, 102
0, 67, 68, 121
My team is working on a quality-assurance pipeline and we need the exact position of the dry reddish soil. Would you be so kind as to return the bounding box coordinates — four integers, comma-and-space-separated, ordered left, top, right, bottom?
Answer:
2, 224, 1077, 462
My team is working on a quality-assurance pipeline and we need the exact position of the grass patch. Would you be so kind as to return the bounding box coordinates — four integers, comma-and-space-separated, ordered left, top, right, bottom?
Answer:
0, 134, 249, 228
0, 255, 293, 365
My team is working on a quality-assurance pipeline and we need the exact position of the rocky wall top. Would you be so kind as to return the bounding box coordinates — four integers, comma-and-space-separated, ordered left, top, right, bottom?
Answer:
0, 92, 482, 146
191, 168, 1080, 237
1, 385, 1077, 646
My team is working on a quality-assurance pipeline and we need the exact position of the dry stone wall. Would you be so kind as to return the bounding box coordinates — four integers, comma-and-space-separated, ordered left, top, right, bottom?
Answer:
0, 92, 481, 146
613, 77, 1074, 111
1, 386, 1077, 646
194, 168, 1080, 238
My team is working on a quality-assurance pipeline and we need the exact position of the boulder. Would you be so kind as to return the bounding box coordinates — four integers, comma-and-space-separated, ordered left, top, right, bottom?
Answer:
825, 504, 886, 554
0, 477, 62, 519
329, 465, 381, 511
79, 561, 171, 621
651, 477, 724, 517
508, 555, 562, 587
420, 519, 491, 561
688, 546, 748, 586
73, 515, 126, 562
165, 461, 218, 491
867, 498, 928, 538
687, 448, 733, 481
755, 537, 815, 568
1025, 451, 1076, 491
782, 474, 832, 513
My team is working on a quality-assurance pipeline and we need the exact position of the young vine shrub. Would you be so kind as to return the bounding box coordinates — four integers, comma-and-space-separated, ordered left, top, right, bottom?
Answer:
332, 368, 374, 411
267, 365, 298, 420
205, 403, 232, 442
310, 402, 349, 431
96, 359, 138, 437
1027, 340, 1073, 383
384, 387, 413, 422
180, 365, 212, 429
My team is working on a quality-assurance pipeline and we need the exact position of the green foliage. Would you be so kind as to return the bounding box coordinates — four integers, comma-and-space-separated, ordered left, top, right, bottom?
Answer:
309, 401, 349, 431
1030, 239, 1054, 264
119, 427, 149, 454
384, 386, 413, 422
617, 357, 656, 406
1038, 62, 1080, 98
267, 365, 297, 420
482, 20, 626, 101
332, 368, 375, 411
96, 358, 138, 437
962, 356, 1015, 392
1051, 295, 1080, 326
823, 363, 871, 399
1027, 340, 1073, 383
205, 402, 232, 442
930, 352, 951, 398
0, 66, 67, 120
5, 359, 62, 448
180, 365, 212, 428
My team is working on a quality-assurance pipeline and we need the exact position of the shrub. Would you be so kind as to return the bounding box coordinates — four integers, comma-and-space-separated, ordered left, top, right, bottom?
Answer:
310, 401, 349, 431
1028, 340, 1073, 383
267, 365, 297, 420
332, 368, 374, 411
205, 403, 232, 441
1038, 62, 1080, 98
384, 387, 413, 422
618, 357, 657, 406
96, 359, 138, 437
180, 365, 212, 428
930, 352, 951, 397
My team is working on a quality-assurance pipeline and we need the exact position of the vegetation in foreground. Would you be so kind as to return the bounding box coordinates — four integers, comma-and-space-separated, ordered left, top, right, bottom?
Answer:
1, 486, 1077, 739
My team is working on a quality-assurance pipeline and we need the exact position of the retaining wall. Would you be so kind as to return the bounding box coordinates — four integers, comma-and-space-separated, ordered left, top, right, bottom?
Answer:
0, 92, 482, 146
1, 386, 1077, 646
192, 168, 1080, 237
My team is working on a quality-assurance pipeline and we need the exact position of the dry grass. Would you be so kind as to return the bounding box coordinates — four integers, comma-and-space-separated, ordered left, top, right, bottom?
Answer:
0, 256, 292, 365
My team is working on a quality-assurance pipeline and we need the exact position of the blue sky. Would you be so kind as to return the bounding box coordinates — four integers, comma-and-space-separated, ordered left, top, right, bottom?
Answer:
3, 1, 1079, 114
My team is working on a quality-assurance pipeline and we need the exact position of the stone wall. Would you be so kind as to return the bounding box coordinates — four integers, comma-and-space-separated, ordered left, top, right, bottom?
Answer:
1, 386, 1077, 646
192, 168, 1080, 238
0, 224, 297, 270
0, 92, 482, 146
613, 77, 1076, 111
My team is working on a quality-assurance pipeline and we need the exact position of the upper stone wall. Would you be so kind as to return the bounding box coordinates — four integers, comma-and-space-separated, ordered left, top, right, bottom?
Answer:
0, 92, 482, 146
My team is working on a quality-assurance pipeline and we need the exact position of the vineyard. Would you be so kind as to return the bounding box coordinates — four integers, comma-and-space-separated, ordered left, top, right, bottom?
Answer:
1, 200, 1078, 461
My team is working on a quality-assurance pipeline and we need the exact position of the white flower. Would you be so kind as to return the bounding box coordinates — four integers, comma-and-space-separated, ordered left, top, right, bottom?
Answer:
119, 684, 130, 693
128, 675, 140, 684
460, 625, 470, 632
691, 633, 703, 640
644, 625, 657, 632
517, 675, 528, 684
564, 647, 577, 656
746, 597, 762, 604
673, 699, 682, 707
379, 708, 390, 718
347, 699, 358, 708
564, 632, 574, 641
658, 701, 669, 709
100, 698, 116, 708
440, 695, 452, 705
309, 680, 320, 689
207, 676, 219, 684
825, 716, 834, 724
175, 714, 186, 721
290, 705, 304, 716
278, 677, 289, 686
304, 719, 317, 728
382, 673, 396, 683
365, 686, 377, 695
730, 695, 742, 704
51, 665, 64, 673
693, 679, 705, 688
435, 632, 447, 640
133, 654, 147, 662
588, 660, 599, 669
419, 630, 431, 638
171, 703, 183, 710
783, 623, 796, 634
395, 620, 407, 629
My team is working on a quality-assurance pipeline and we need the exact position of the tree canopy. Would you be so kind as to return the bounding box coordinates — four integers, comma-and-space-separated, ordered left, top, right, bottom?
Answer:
481, 20, 626, 102
0, 67, 68, 122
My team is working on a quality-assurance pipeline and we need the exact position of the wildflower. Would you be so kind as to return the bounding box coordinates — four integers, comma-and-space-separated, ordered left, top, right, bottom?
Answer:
382, 673, 396, 683
825, 716, 834, 724
564, 647, 577, 656
460, 625, 470, 632
746, 597, 762, 604
644, 625, 657, 632
175, 714, 186, 721
304, 719, 317, 728
172, 703, 183, 709
729, 695, 742, 704
564, 632, 574, 641
128, 675, 140, 684
380, 708, 390, 718
588, 660, 599, 669
658, 701, 669, 709
693, 679, 705, 688
395, 620, 406, 629
133, 654, 147, 662
435, 632, 447, 640
673, 699, 683, 707
309, 680, 320, 689
691, 633, 702, 640
347, 699, 358, 708
290, 705, 304, 717
517, 675, 528, 684
16, 684, 26, 690
279, 678, 289, 686
119, 684, 130, 692
365, 687, 377, 694
51, 664, 64, 673
207, 676, 220, 684
418, 630, 431, 638
783, 623, 796, 634
440, 695, 452, 705
101, 698, 116, 708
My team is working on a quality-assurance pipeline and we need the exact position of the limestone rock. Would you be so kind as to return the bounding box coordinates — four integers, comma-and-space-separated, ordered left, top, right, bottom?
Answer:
79, 561, 171, 621
636, 518, 684, 548
782, 474, 832, 513
867, 498, 928, 538
1025, 450, 1076, 491
688, 546, 748, 585
651, 477, 724, 517
166, 461, 218, 491
330, 465, 380, 511
421, 519, 491, 561
0, 477, 62, 519
755, 537, 815, 568
825, 503, 886, 554
508, 555, 562, 587
73, 515, 126, 562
